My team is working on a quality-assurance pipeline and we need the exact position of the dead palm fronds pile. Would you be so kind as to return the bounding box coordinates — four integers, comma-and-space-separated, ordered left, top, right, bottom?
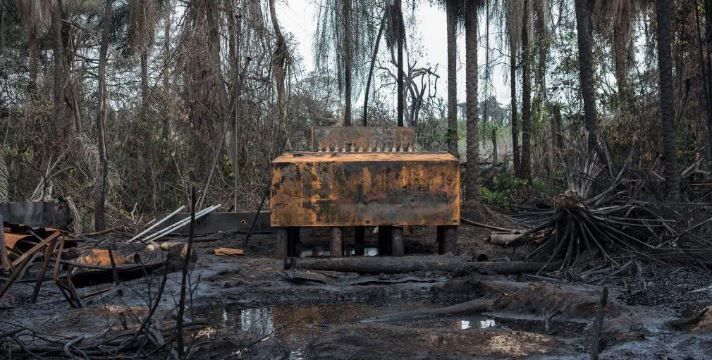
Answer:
512, 153, 695, 272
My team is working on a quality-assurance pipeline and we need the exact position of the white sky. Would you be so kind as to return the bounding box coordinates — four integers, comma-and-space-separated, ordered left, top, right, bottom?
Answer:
276, 0, 511, 106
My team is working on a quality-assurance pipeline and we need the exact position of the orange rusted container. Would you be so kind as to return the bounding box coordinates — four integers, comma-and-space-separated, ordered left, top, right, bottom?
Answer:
270, 152, 461, 227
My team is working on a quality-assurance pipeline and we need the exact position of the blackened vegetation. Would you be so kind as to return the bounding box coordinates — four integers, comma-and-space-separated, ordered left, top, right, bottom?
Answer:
513, 156, 710, 272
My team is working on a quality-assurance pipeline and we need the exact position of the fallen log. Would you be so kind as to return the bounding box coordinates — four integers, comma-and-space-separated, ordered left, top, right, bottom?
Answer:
362, 298, 495, 323
488, 232, 521, 246
285, 255, 557, 275
461, 218, 519, 233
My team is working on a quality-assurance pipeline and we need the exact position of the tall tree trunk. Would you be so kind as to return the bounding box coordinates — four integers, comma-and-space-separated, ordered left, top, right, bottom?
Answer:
485, 0, 495, 164
465, 0, 480, 205
342, 0, 353, 126
520, 0, 532, 180
162, 0, 171, 138
0, 149, 7, 203
574, 0, 598, 157
446, 2, 459, 156
227, 0, 243, 211
510, 41, 520, 176
550, 102, 562, 171
612, 1, 632, 101
656, 0, 679, 198
140, 50, 148, 107
51, 2, 65, 137
95, 0, 113, 231
28, 29, 38, 95
363, 15, 386, 126
705, 0, 712, 160
396, 0, 404, 127
0, 8, 5, 53
269, 0, 287, 133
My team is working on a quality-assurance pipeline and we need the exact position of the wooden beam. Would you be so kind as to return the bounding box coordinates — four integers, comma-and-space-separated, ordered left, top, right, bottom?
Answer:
11, 231, 61, 268
330, 227, 343, 257
0, 216, 10, 270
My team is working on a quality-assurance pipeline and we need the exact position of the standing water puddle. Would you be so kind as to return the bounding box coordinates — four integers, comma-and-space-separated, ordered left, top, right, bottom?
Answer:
209, 301, 498, 359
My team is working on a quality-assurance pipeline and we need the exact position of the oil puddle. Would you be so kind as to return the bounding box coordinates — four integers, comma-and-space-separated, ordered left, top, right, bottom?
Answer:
299, 246, 379, 257
212, 301, 499, 359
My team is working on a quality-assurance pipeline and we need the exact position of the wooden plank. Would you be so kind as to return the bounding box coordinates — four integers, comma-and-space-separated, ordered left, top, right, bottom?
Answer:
0, 216, 10, 270
270, 153, 460, 227
31, 237, 58, 303
311, 127, 415, 152
0, 253, 33, 300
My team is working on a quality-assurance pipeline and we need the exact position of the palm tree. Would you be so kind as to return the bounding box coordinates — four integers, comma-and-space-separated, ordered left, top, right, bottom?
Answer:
464, 0, 481, 204
315, 0, 379, 127
18, 1, 51, 95
95, 0, 113, 231
520, 0, 532, 180
343, 0, 353, 125
574, 0, 598, 157
50, 1, 65, 134
445, 0, 460, 156
127, 0, 157, 107
655, 0, 679, 198
498, 0, 524, 176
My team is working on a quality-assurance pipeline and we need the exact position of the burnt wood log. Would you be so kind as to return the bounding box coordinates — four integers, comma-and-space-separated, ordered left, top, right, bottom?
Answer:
285, 255, 556, 274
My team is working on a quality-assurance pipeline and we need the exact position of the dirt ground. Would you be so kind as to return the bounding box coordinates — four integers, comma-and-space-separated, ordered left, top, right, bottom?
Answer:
2, 224, 712, 359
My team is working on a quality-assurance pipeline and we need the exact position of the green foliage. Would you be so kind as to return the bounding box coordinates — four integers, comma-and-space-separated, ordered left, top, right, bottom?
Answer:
480, 168, 529, 210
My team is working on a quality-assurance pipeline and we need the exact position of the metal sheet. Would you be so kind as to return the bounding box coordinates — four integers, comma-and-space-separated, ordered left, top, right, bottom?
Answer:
270, 152, 460, 227
159, 211, 272, 235
0, 202, 69, 229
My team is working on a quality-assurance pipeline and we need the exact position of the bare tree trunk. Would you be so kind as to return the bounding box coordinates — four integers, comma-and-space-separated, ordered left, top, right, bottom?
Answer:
269, 0, 287, 133
51, 3, 65, 135
485, 0, 495, 164
396, 0, 404, 127
446, 1, 459, 157
520, 0, 532, 180
612, 1, 632, 101
140, 50, 148, 107
0, 149, 8, 202
227, 0, 243, 211
0, 8, 5, 53
465, 0, 480, 205
550, 103, 562, 172
363, 15, 386, 126
162, 0, 171, 138
28, 29, 38, 95
95, 0, 113, 231
574, 0, 598, 157
705, 0, 712, 160
510, 42, 520, 176
343, 0, 353, 126
656, 0, 679, 199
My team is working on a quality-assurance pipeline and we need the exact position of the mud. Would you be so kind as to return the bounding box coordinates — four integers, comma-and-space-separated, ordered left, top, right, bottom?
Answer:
2, 225, 712, 359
